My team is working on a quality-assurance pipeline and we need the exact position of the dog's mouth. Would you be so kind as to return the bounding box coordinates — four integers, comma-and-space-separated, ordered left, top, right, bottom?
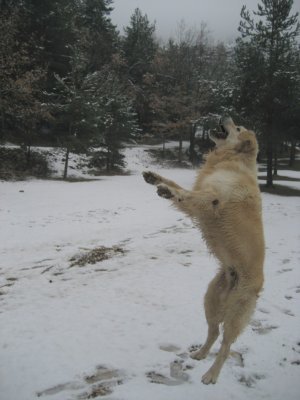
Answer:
213, 120, 229, 140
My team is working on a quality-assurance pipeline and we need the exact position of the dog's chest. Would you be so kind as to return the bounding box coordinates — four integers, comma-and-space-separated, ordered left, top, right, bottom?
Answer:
201, 170, 241, 199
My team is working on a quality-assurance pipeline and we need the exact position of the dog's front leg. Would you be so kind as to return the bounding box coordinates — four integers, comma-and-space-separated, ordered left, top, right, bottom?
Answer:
157, 183, 219, 210
156, 184, 221, 224
143, 171, 184, 191
143, 171, 219, 217
143, 170, 191, 202
156, 184, 188, 202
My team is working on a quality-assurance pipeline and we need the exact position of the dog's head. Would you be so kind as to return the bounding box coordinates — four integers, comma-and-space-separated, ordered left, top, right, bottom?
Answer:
209, 116, 258, 157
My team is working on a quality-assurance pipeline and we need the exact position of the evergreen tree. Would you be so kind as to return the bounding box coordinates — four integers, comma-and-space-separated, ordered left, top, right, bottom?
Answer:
122, 8, 157, 131
0, 5, 48, 149
86, 67, 139, 171
237, 0, 300, 186
47, 43, 97, 179
123, 8, 157, 83
77, 0, 118, 72
13, 0, 78, 88
0, 5, 22, 139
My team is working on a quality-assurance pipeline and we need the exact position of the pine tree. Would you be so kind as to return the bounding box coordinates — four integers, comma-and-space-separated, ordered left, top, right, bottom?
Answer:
12, 0, 78, 88
237, 0, 300, 187
123, 8, 157, 83
85, 67, 139, 171
47, 43, 98, 179
122, 8, 157, 132
0, 6, 21, 139
77, 0, 118, 72
0, 4, 48, 151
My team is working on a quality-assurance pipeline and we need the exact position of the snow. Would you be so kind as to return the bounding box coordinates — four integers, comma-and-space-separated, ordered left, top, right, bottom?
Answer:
0, 145, 300, 400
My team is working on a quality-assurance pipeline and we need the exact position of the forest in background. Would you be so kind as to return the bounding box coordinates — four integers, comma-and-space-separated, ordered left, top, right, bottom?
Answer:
0, 0, 299, 185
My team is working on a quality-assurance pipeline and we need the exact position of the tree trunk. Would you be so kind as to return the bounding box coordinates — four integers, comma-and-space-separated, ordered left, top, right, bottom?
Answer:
189, 123, 197, 165
162, 133, 166, 159
26, 144, 31, 165
266, 128, 274, 187
106, 148, 111, 172
289, 139, 296, 167
178, 132, 183, 163
63, 147, 70, 179
273, 142, 278, 177
0, 96, 4, 140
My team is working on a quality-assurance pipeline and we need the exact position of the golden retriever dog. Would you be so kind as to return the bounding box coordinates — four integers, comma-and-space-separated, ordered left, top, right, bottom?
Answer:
143, 116, 265, 384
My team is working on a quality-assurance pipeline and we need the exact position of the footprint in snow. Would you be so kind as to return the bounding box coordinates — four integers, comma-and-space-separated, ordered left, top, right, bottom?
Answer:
189, 344, 266, 388
238, 373, 266, 388
146, 359, 191, 387
36, 382, 85, 397
250, 319, 279, 335
257, 307, 270, 314
189, 344, 245, 367
36, 365, 126, 399
159, 343, 181, 353
282, 309, 295, 317
79, 366, 125, 399
146, 344, 193, 386
277, 268, 293, 274
148, 342, 245, 387
0, 277, 18, 299
146, 369, 186, 386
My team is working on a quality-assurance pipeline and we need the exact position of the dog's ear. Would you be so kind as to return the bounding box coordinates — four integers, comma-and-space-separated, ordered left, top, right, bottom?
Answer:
236, 139, 252, 153
235, 131, 257, 154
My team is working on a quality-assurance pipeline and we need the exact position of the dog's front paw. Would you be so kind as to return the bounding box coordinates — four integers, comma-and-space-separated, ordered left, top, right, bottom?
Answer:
201, 368, 218, 385
190, 348, 208, 361
157, 184, 174, 199
143, 171, 161, 186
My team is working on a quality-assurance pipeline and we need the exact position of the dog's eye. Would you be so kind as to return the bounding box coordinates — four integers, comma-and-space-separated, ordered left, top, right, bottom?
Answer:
237, 127, 241, 132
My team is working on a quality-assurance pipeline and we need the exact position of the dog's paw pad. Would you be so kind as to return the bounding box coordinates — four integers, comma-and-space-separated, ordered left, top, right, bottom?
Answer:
143, 171, 160, 185
157, 185, 174, 199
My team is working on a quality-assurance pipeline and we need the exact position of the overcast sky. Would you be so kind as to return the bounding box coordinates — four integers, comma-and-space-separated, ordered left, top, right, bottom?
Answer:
111, 0, 300, 42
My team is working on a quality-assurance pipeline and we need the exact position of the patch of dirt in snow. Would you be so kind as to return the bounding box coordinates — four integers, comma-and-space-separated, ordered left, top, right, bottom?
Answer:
69, 245, 126, 268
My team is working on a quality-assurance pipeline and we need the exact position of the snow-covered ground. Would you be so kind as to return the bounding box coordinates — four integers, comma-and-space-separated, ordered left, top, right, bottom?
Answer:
0, 145, 300, 400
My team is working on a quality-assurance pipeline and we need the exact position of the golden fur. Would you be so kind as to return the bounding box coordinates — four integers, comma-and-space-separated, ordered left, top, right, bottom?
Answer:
143, 117, 265, 384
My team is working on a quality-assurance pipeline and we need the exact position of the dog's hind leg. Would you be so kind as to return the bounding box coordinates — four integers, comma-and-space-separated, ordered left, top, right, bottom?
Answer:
191, 271, 225, 361
201, 291, 257, 384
